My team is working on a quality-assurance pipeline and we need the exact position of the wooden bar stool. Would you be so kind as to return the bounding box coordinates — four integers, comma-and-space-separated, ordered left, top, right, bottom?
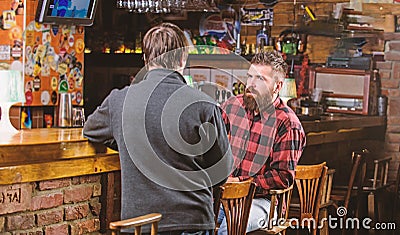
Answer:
362, 156, 392, 226
330, 150, 367, 235
218, 178, 256, 235
319, 168, 336, 235
289, 162, 328, 235
109, 213, 162, 235
247, 185, 294, 235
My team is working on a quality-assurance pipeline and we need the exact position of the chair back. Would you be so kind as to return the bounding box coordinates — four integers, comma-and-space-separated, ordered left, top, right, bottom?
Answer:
264, 185, 294, 234
393, 163, 400, 221
213, 186, 224, 226
343, 150, 367, 209
220, 178, 256, 235
294, 162, 328, 224
109, 213, 162, 235
320, 168, 335, 208
366, 157, 391, 190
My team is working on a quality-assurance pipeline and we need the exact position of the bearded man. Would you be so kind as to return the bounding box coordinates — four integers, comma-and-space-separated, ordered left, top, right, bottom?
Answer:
217, 50, 306, 234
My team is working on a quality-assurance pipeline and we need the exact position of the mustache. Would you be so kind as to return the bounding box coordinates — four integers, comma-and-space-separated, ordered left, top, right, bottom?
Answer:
245, 87, 259, 95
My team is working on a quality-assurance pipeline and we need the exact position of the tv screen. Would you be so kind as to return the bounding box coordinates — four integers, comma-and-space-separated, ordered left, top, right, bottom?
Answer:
35, 0, 98, 26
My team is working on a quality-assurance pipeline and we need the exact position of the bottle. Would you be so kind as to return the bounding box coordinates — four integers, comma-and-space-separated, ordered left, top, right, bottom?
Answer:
256, 21, 269, 53
369, 69, 381, 115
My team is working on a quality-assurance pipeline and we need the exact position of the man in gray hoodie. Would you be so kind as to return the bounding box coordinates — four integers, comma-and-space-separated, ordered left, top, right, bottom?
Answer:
83, 23, 233, 234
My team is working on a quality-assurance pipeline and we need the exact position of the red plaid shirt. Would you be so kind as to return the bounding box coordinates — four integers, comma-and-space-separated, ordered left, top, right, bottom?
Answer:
221, 95, 306, 197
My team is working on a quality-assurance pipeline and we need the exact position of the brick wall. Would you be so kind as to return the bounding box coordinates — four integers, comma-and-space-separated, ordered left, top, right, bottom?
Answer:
377, 33, 400, 181
0, 175, 102, 234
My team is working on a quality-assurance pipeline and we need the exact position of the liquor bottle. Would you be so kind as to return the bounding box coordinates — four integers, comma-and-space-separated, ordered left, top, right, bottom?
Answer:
369, 69, 381, 115
256, 21, 269, 53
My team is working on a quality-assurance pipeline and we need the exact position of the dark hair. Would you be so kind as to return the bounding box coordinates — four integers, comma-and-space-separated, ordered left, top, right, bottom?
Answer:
251, 50, 288, 82
142, 23, 189, 70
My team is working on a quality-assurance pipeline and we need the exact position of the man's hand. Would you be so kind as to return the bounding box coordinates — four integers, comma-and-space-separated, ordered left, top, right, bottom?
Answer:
227, 177, 240, 182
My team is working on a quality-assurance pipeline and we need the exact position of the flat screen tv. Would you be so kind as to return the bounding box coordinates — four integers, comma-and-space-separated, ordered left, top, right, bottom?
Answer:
35, 0, 98, 26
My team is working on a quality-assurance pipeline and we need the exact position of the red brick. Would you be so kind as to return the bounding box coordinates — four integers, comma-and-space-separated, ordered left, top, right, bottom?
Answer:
379, 70, 391, 79
388, 98, 400, 116
78, 219, 100, 234
36, 209, 63, 226
71, 175, 101, 185
65, 204, 89, 221
45, 224, 68, 235
31, 193, 63, 210
392, 62, 400, 79
376, 61, 392, 70
0, 216, 4, 232
387, 133, 400, 143
388, 89, 400, 97
64, 186, 92, 203
14, 230, 43, 235
384, 143, 400, 152
381, 79, 400, 89
384, 33, 400, 40
6, 214, 35, 231
385, 51, 400, 61
93, 183, 101, 197
89, 199, 101, 216
0, 183, 32, 215
387, 125, 400, 133
388, 116, 400, 125
389, 41, 400, 51
38, 179, 70, 191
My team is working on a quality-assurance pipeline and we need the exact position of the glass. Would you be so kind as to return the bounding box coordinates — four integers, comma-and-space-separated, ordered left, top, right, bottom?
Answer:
72, 107, 85, 127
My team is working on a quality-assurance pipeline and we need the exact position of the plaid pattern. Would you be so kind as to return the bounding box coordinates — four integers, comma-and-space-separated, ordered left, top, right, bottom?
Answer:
221, 95, 306, 197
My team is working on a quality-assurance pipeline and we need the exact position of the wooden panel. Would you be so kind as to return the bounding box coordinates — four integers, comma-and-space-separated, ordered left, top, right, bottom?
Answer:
362, 3, 400, 16
0, 155, 120, 185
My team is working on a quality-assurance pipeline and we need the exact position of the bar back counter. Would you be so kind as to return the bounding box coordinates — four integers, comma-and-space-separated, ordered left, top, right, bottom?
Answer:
0, 115, 386, 234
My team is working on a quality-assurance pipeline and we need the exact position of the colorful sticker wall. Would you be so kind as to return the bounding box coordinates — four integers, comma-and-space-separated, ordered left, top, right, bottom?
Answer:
0, 1, 24, 76
23, 22, 85, 106
0, 0, 85, 107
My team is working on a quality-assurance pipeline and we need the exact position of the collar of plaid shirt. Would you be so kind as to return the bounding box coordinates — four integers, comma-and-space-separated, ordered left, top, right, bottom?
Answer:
221, 95, 280, 178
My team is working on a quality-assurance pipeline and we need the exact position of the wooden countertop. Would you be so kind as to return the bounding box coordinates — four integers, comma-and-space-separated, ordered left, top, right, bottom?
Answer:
303, 115, 386, 146
0, 115, 386, 185
0, 128, 120, 185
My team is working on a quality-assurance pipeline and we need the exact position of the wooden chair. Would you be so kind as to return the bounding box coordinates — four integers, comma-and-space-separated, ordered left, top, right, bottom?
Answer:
247, 184, 294, 235
219, 178, 256, 235
362, 156, 392, 225
109, 213, 162, 235
290, 162, 328, 235
319, 168, 336, 235
392, 163, 400, 235
330, 150, 367, 235
213, 186, 224, 228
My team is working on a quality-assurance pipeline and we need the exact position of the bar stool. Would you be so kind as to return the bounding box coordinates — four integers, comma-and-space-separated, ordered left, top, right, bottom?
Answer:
109, 213, 162, 235
330, 150, 367, 235
288, 162, 328, 235
319, 168, 336, 235
362, 156, 392, 225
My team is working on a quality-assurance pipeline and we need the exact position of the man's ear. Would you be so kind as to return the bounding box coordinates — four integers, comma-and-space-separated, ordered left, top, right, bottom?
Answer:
274, 81, 283, 94
143, 54, 147, 64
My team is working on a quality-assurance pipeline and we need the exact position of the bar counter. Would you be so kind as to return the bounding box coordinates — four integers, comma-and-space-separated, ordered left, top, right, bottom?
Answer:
0, 128, 120, 185
0, 115, 386, 185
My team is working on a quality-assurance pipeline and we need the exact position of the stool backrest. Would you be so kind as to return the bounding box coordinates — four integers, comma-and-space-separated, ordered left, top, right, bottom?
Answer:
294, 162, 328, 224
220, 178, 256, 235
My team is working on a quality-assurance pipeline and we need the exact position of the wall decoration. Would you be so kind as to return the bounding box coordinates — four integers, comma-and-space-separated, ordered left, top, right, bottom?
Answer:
0, 0, 85, 109
3, 10, 16, 29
